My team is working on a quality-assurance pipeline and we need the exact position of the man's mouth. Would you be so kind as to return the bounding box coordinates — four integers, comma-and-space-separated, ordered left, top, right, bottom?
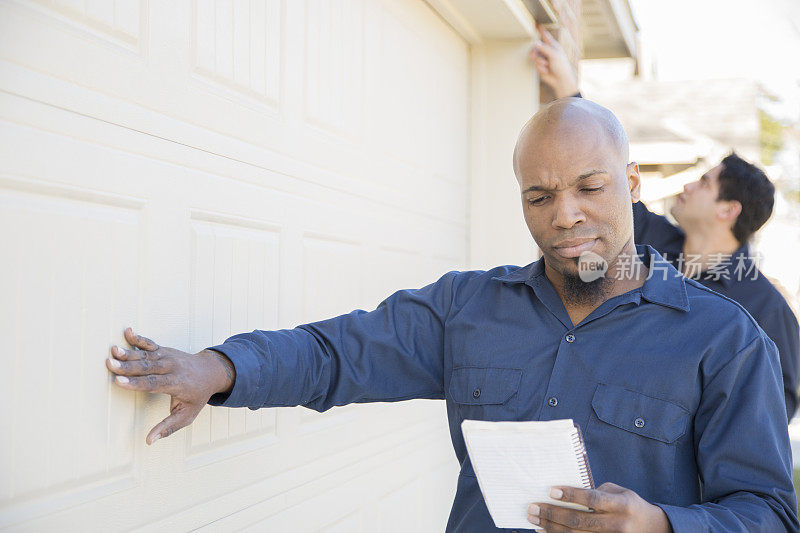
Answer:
552, 238, 598, 258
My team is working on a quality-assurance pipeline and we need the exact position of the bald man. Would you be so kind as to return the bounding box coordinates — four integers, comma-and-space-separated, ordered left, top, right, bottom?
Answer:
533, 26, 800, 422
106, 99, 798, 532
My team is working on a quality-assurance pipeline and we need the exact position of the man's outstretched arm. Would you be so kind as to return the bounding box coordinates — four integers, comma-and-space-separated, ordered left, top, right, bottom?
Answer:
203, 271, 461, 412
107, 271, 463, 444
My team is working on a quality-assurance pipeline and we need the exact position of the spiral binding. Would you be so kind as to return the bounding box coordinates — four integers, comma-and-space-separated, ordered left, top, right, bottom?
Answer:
571, 423, 595, 489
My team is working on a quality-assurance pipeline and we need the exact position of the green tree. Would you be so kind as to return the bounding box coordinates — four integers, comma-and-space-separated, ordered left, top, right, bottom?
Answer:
760, 109, 785, 166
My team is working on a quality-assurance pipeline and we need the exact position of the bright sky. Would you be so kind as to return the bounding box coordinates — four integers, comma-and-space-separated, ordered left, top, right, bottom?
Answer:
629, 0, 800, 121
627, 0, 800, 296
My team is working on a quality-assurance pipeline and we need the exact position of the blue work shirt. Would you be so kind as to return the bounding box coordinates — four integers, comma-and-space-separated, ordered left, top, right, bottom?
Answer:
208, 245, 798, 532
634, 201, 800, 420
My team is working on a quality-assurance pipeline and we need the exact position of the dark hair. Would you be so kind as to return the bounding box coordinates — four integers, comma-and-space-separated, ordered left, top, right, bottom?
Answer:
716, 152, 775, 244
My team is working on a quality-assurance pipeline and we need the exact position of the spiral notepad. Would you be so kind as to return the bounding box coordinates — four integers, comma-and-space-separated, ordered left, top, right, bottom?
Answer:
461, 419, 595, 530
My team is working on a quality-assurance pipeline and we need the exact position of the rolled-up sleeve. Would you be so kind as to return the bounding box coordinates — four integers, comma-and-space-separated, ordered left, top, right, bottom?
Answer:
655, 333, 799, 532
205, 271, 459, 411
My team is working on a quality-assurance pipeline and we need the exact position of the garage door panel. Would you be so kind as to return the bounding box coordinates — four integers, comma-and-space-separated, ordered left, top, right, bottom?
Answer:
0, 183, 140, 507
184, 415, 279, 470
193, 220, 280, 342
192, 0, 282, 110
0, 0, 147, 117
304, 0, 364, 140
209, 404, 231, 443
302, 234, 364, 323
214, 1, 234, 81
6, 207, 50, 499
365, 247, 430, 306
188, 217, 280, 453
368, 9, 431, 169
361, 246, 466, 314
427, 62, 469, 183
16, 0, 143, 51
214, 424, 453, 532
365, 0, 468, 178
186, 401, 213, 450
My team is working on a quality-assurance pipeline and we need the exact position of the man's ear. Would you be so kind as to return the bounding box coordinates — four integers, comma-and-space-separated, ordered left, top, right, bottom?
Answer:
627, 162, 641, 203
717, 199, 742, 225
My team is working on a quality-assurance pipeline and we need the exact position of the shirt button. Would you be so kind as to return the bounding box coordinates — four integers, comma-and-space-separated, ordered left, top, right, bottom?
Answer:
565, 333, 575, 343
473, 388, 481, 399
634, 417, 645, 428
548, 396, 558, 407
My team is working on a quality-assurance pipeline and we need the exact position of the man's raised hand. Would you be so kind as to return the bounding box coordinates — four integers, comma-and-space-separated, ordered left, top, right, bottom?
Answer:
106, 327, 236, 445
530, 25, 580, 99
527, 483, 672, 532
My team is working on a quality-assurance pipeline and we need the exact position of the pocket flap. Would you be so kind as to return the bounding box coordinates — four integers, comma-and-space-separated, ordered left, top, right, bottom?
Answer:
591, 383, 689, 443
449, 366, 522, 405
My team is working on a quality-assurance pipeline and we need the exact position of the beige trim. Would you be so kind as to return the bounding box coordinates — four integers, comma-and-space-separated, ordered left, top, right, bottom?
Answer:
424, 0, 536, 42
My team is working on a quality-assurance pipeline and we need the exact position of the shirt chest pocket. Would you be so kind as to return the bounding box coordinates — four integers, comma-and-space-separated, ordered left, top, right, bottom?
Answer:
586, 383, 690, 501
590, 383, 689, 443
449, 366, 523, 421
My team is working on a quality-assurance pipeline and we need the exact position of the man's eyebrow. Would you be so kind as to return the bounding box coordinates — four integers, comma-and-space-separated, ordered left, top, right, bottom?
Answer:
575, 169, 608, 181
521, 169, 608, 194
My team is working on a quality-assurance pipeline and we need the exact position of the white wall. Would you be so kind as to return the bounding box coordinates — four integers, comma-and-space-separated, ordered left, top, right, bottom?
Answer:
0, 0, 474, 530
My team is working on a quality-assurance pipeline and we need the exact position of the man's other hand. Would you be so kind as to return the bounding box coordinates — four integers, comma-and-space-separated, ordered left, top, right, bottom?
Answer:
530, 25, 580, 99
527, 483, 672, 532
106, 327, 236, 446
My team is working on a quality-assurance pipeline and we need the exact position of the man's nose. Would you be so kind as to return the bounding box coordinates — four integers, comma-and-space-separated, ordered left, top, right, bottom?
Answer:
552, 195, 586, 229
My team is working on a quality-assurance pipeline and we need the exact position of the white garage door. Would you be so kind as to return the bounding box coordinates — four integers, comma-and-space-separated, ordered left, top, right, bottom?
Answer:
0, 0, 468, 530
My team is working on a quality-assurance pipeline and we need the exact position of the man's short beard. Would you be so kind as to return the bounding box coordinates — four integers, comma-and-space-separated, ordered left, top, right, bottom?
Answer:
563, 270, 612, 306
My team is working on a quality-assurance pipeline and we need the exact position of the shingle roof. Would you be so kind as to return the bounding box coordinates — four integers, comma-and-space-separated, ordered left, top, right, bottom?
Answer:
585, 78, 760, 153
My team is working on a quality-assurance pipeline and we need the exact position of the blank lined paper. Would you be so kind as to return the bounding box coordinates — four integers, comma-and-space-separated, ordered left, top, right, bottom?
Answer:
461, 419, 593, 530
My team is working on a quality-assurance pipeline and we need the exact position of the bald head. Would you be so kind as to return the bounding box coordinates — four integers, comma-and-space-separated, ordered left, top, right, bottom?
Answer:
512, 97, 641, 288
513, 98, 629, 177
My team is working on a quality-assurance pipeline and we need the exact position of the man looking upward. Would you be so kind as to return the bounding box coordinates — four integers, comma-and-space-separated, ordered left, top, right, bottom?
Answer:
635, 156, 800, 419
106, 99, 798, 532
533, 27, 800, 420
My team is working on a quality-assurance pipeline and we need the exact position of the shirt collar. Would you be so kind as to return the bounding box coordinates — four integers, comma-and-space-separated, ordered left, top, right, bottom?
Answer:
491, 259, 544, 284
639, 245, 690, 311
492, 244, 690, 313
